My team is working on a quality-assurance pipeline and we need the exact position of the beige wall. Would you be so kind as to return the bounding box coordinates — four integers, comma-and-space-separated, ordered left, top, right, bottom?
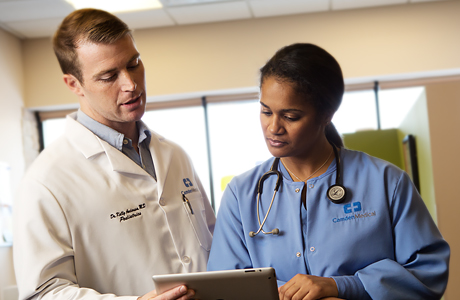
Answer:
425, 80, 460, 300
0, 27, 24, 299
23, 0, 460, 108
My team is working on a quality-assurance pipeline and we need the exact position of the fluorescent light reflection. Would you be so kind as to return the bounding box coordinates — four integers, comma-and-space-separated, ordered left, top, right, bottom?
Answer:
66, 0, 163, 13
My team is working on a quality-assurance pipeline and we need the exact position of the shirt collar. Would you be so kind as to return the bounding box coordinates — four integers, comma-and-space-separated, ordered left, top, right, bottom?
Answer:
76, 109, 151, 151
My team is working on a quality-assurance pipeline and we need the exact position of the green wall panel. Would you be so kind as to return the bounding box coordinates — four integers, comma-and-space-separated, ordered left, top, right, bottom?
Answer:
343, 129, 403, 169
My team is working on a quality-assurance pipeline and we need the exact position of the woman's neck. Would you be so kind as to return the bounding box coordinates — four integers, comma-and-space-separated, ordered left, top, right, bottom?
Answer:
281, 140, 335, 182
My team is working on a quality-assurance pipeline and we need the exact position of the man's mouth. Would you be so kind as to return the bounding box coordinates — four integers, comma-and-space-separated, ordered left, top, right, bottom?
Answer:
122, 95, 141, 106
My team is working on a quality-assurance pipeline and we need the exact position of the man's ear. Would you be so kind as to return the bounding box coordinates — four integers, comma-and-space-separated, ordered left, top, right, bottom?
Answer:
63, 74, 84, 97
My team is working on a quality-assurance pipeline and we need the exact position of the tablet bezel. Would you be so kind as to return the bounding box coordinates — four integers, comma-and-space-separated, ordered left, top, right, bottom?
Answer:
152, 267, 279, 300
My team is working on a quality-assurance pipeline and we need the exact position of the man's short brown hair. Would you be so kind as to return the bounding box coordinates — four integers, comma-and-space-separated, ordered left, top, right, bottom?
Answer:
52, 9, 132, 83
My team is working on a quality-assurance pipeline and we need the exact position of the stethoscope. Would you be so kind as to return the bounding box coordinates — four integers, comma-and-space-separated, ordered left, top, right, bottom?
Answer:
249, 143, 347, 238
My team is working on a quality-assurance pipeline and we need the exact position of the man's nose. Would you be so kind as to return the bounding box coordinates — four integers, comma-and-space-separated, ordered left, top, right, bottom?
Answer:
120, 71, 137, 92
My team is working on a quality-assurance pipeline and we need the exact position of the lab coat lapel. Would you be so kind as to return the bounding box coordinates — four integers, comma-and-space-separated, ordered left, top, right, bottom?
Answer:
67, 112, 167, 179
148, 131, 173, 197
100, 142, 150, 177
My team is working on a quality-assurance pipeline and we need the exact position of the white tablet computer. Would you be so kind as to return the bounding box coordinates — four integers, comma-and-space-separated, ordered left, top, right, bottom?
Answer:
152, 267, 279, 300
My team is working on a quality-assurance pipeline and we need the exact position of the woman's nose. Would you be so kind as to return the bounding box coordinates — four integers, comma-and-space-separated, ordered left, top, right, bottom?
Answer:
268, 117, 284, 135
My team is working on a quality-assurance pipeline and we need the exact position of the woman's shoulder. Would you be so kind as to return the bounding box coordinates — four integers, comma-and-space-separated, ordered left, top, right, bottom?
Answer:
342, 148, 405, 177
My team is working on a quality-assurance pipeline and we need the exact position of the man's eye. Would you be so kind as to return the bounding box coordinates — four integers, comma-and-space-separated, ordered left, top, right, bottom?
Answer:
128, 59, 139, 69
100, 74, 116, 82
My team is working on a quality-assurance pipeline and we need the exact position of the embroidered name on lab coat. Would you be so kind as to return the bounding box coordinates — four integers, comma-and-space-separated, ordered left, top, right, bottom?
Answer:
110, 203, 146, 222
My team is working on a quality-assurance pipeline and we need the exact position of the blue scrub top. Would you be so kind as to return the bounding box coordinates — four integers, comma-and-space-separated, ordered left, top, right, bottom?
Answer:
207, 148, 449, 300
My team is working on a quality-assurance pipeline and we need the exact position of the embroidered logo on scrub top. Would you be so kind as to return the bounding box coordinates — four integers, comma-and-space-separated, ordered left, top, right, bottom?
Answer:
110, 203, 146, 222
332, 201, 377, 224
344, 202, 362, 214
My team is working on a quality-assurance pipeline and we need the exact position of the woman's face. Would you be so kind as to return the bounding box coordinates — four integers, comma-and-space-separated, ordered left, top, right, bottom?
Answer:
260, 76, 330, 159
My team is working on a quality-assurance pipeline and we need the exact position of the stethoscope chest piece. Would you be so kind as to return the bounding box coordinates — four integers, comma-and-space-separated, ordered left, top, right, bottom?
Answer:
327, 184, 346, 204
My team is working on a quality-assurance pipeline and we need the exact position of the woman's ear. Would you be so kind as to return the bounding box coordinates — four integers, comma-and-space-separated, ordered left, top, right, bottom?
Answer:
63, 74, 84, 97
324, 113, 334, 126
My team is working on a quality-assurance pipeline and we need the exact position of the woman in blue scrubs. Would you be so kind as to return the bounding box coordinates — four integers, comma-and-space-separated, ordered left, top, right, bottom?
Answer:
207, 43, 450, 300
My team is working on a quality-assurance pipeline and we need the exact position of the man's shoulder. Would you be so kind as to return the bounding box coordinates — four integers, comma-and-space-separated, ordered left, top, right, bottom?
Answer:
24, 135, 84, 181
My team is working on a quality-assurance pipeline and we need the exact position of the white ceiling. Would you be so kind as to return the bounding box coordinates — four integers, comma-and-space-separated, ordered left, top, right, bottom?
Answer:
0, 0, 445, 39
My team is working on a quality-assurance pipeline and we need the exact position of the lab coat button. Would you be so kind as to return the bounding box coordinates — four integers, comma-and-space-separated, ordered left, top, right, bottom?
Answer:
182, 256, 191, 264
295, 188, 300, 193
296, 252, 301, 257
310, 247, 315, 252
159, 198, 165, 206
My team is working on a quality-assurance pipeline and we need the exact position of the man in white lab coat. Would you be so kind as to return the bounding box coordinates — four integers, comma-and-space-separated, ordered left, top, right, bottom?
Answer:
13, 8, 215, 300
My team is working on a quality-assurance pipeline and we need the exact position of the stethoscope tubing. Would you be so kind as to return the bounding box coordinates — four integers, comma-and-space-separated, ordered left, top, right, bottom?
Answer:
249, 143, 346, 238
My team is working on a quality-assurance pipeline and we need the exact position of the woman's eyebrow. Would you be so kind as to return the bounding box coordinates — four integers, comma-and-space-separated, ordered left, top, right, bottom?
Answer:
260, 101, 303, 113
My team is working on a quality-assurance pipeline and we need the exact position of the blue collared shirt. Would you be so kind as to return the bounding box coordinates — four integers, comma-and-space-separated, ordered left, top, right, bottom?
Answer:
76, 110, 156, 180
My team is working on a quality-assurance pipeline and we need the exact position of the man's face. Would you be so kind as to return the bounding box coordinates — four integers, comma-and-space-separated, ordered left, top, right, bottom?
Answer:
65, 34, 146, 133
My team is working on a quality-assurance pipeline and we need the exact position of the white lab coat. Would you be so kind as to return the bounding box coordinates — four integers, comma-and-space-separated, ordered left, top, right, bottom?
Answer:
13, 113, 215, 300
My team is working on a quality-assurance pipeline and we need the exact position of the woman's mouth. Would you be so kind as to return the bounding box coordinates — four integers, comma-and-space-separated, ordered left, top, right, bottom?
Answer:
267, 138, 287, 147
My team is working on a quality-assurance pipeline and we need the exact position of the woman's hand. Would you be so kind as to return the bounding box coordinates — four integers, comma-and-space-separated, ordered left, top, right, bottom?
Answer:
278, 274, 338, 300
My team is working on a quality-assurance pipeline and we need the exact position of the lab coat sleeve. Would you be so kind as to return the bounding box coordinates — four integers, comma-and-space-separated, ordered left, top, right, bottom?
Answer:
13, 179, 138, 300
195, 174, 216, 234
332, 172, 450, 300
207, 183, 252, 271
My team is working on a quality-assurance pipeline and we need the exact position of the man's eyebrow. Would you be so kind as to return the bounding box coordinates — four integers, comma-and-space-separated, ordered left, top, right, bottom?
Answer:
128, 53, 141, 63
92, 53, 140, 80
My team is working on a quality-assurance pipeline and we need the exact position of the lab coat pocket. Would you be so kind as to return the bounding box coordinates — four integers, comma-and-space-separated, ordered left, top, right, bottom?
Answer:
182, 194, 212, 251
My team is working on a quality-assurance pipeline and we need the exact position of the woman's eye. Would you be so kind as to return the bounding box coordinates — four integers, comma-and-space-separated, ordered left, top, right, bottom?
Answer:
261, 110, 272, 116
285, 116, 299, 121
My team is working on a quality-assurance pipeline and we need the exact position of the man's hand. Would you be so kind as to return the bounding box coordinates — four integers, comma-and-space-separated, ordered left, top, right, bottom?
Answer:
138, 285, 195, 300
279, 274, 338, 300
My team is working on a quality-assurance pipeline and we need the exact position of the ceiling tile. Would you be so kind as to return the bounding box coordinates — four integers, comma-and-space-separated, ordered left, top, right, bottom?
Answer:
5, 17, 63, 38
116, 9, 175, 30
160, 0, 230, 6
409, 0, 445, 2
332, 0, 407, 10
166, 1, 251, 25
249, 0, 329, 18
0, 0, 73, 23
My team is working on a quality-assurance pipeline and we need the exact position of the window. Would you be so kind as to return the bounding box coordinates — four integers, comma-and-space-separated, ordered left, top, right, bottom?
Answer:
333, 90, 377, 134
37, 85, 426, 213
42, 118, 67, 148
142, 107, 211, 201
378, 87, 424, 129
207, 100, 272, 210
